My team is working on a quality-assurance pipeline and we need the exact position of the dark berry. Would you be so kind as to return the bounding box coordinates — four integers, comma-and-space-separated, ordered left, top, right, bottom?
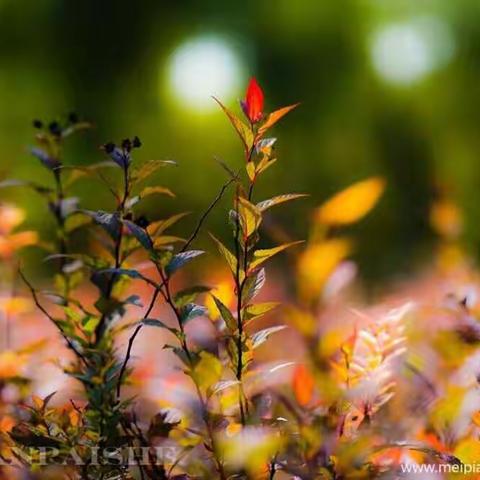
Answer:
33, 119, 43, 129
68, 112, 79, 124
121, 138, 132, 152
135, 216, 150, 228
49, 121, 62, 136
103, 142, 115, 154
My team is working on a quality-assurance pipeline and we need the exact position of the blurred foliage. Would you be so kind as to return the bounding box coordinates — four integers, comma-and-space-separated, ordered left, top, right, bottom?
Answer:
2, 0, 480, 285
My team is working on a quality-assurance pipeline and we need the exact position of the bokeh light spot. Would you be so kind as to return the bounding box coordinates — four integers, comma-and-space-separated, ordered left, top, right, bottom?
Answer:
370, 16, 455, 86
168, 36, 244, 111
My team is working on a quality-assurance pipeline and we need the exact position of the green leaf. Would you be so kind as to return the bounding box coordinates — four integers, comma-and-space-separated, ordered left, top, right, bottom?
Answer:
165, 250, 204, 277
256, 193, 308, 212
250, 240, 304, 269
174, 286, 211, 308
251, 325, 286, 349
211, 295, 236, 332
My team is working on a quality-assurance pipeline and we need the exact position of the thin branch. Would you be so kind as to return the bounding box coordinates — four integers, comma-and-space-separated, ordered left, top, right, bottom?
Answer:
181, 175, 236, 253
116, 284, 162, 399
19, 269, 88, 366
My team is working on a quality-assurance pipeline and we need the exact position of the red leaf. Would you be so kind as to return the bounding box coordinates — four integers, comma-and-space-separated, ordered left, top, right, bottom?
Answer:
244, 77, 264, 123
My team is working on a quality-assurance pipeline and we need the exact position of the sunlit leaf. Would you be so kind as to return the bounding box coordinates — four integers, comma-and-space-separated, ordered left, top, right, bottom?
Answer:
211, 295, 236, 332
192, 351, 222, 392
208, 380, 240, 397
297, 238, 351, 302
214, 97, 254, 153
256, 193, 308, 212
251, 325, 286, 349
132, 159, 177, 184
147, 212, 190, 237
210, 233, 238, 275
237, 197, 262, 238
258, 103, 300, 136
315, 177, 385, 226
250, 240, 303, 269
244, 302, 279, 322
165, 250, 204, 277
174, 286, 211, 308
241, 268, 265, 304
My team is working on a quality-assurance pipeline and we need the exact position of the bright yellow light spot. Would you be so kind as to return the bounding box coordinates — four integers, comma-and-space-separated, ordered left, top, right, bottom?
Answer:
168, 36, 244, 111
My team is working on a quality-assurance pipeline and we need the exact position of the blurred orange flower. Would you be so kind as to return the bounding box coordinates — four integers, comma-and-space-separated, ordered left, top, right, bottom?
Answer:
0, 204, 37, 259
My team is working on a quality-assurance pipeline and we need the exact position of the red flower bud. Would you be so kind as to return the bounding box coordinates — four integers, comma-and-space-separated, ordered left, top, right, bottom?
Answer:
243, 77, 264, 123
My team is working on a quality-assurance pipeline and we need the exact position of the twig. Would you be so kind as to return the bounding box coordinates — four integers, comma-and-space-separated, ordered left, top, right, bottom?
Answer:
19, 269, 88, 366
116, 285, 163, 399
181, 175, 236, 253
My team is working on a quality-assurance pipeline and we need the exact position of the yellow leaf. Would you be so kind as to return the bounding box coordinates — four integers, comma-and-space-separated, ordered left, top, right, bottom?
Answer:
32, 395, 44, 410
283, 306, 317, 337
214, 97, 254, 153
237, 197, 262, 238
221, 426, 283, 475
246, 161, 256, 182
210, 233, 239, 276
192, 352, 222, 392
139, 186, 175, 199
430, 199, 463, 238
244, 302, 279, 322
250, 240, 303, 269
315, 177, 385, 226
454, 438, 480, 469
296, 239, 351, 301
147, 212, 190, 237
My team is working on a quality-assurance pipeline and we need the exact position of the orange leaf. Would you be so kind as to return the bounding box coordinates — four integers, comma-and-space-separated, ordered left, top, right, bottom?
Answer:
293, 364, 314, 406
258, 103, 300, 136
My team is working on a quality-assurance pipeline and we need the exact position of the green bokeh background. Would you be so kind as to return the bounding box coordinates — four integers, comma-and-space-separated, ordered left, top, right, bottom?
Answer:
2, 0, 480, 283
